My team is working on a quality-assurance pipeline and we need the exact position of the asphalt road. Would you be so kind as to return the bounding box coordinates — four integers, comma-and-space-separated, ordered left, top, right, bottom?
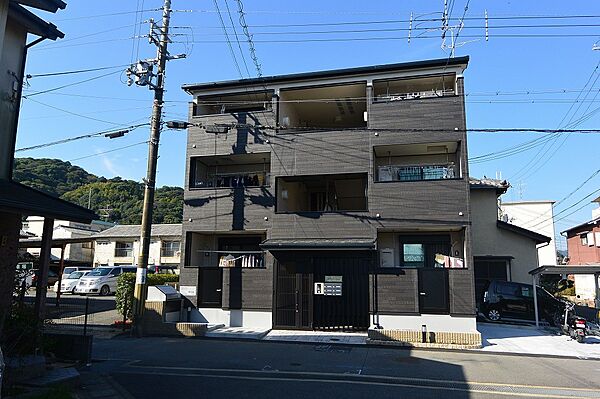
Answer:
90, 336, 600, 399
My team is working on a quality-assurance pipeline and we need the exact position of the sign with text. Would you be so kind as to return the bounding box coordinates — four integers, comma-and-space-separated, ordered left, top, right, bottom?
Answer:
323, 282, 342, 296
324, 275, 343, 283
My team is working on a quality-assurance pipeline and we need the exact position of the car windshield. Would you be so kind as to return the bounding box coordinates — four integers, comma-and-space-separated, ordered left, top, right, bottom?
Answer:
67, 271, 85, 279
63, 267, 77, 275
87, 268, 111, 277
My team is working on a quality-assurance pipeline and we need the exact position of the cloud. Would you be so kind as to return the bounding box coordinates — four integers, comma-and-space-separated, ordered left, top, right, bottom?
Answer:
101, 155, 119, 176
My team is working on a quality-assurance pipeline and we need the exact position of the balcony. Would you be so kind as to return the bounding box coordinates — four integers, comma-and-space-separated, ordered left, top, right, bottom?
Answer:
374, 142, 461, 183
372, 74, 456, 103
279, 82, 367, 130
189, 152, 271, 189
276, 173, 368, 213
193, 91, 273, 116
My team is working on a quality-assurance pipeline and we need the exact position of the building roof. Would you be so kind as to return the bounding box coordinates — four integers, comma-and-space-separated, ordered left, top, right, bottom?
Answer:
530, 265, 600, 276
16, 0, 66, 12
469, 177, 510, 194
93, 224, 182, 239
0, 180, 96, 223
261, 238, 375, 251
8, 2, 64, 40
182, 56, 469, 93
502, 200, 556, 205
496, 220, 551, 245
561, 217, 600, 235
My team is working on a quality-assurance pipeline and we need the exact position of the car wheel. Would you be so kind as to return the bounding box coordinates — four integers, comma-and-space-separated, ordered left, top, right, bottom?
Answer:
71, 287, 77, 295
100, 285, 110, 296
487, 308, 502, 322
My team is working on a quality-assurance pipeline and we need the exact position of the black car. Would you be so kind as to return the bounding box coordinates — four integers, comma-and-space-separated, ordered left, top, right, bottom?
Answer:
480, 280, 564, 325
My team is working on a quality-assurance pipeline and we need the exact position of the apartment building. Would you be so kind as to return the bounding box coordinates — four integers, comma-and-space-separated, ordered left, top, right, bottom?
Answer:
179, 57, 476, 335
22, 216, 113, 264
92, 224, 181, 269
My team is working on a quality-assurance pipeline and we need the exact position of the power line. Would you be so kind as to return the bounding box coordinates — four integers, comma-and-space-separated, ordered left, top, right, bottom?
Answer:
212, 0, 243, 77
26, 64, 130, 79
24, 97, 131, 126
15, 124, 149, 152
54, 8, 160, 22
528, 187, 600, 230
224, 0, 251, 77
23, 70, 122, 98
68, 140, 149, 162
235, 0, 264, 78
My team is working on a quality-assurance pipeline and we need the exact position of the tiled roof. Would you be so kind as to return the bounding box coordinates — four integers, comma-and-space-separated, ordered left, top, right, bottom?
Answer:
92, 224, 182, 239
469, 177, 510, 194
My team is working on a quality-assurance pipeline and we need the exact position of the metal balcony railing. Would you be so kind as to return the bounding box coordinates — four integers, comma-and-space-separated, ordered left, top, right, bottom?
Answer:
377, 164, 457, 182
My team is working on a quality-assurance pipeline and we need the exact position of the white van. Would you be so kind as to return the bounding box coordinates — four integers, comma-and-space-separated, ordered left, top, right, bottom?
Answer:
75, 266, 136, 296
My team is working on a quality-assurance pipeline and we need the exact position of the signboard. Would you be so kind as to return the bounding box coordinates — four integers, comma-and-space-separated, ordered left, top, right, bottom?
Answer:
314, 282, 324, 295
323, 282, 342, 296
135, 267, 147, 285
325, 275, 343, 283
180, 285, 197, 296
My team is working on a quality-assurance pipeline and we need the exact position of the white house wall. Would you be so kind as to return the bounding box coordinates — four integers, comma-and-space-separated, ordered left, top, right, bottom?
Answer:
93, 236, 181, 266
501, 201, 557, 266
471, 190, 540, 284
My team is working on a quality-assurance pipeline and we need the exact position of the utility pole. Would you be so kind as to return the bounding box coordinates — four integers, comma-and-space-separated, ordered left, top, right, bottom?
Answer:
126, 0, 184, 335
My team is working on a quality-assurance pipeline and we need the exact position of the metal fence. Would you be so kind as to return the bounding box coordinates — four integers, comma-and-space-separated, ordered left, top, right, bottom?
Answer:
43, 295, 129, 335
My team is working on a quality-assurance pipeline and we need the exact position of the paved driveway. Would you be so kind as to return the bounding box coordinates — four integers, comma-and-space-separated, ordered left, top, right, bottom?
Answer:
478, 322, 600, 359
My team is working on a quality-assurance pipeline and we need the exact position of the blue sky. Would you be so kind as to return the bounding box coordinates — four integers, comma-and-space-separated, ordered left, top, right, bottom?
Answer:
15, 1, 600, 247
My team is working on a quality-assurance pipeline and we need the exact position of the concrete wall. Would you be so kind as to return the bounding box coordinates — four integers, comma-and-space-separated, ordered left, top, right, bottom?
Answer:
471, 189, 540, 284
93, 236, 181, 266
501, 201, 557, 266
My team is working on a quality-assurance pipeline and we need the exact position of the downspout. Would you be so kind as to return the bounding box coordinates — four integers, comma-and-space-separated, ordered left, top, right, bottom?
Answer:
8, 36, 47, 181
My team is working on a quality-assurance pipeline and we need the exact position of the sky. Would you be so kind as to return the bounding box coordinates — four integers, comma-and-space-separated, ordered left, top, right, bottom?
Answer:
15, 0, 600, 249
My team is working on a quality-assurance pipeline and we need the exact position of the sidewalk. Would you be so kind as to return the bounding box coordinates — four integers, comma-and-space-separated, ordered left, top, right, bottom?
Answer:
75, 371, 134, 399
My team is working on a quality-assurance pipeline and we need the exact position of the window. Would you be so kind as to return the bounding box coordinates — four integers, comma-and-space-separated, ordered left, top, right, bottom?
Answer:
581, 234, 588, 246
497, 282, 519, 296
403, 244, 425, 267
81, 241, 92, 249
398, 236, 451, 268
161, 241, 181, 257
115, 242, 133, 258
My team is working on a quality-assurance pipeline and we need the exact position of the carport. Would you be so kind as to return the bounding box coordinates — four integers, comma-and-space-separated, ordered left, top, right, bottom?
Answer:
529, 265, 600, 327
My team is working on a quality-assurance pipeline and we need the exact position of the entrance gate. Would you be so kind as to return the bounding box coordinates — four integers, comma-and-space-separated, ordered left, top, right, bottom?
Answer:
274, 253, 371, 331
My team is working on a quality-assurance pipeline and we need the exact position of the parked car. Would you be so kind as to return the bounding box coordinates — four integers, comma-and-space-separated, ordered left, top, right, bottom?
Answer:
53, 271, 90, 294
147, 265, 179, 275
74, 266, 136, 296
61, 266, 92, 279
480, 280, 564, 325
31, 269, 59, 288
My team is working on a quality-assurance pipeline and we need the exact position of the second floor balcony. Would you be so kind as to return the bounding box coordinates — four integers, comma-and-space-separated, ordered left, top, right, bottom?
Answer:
374, 142, 462, 183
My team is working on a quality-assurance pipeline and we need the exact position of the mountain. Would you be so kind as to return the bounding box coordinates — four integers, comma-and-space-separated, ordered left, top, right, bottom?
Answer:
13, 158, 183, 224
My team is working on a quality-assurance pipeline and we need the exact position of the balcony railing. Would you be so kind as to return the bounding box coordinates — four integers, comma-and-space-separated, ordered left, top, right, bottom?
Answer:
193, 171, 270, 189
114, 249, 133, 258
377, 164, 457, 182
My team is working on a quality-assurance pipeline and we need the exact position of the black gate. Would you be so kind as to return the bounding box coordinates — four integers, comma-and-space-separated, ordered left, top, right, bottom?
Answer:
312, 255, 370, 331
274, 261, 312, 329
273, 252, 371, 331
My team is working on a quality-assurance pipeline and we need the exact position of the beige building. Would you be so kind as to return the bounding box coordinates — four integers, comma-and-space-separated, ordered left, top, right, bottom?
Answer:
23, 216, 113, 264
92, 224, 182, 268
500, 200, 557, 266
470, 178, 550, 302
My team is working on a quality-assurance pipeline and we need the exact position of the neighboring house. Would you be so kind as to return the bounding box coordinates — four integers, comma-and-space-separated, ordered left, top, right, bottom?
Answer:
500, 200, 557, 266
92, 224, 182, 268
470, 178, 551, 302
22, 216, 113, 264
179, 57, 478, 335
0, 0, 96, 331
562, 196, 600, 301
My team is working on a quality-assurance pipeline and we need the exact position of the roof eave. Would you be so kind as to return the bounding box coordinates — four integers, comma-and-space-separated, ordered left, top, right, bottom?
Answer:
496, 220, 551, 244
15, 0, 66, 12
9, 2, 64, 40
182, 56, 469, 94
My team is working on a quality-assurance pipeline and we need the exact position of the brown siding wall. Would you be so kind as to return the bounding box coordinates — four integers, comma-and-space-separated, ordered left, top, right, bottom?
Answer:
181, 81, 474, 318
